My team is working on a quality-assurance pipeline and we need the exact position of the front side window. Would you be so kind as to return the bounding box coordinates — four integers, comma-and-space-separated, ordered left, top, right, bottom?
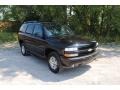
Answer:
26, 24, 35, 34
33, 24, 43, 37
20, 24, 28, 32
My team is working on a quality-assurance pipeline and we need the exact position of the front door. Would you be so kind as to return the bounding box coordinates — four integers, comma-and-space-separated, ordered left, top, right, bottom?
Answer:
32, 24, 47, 57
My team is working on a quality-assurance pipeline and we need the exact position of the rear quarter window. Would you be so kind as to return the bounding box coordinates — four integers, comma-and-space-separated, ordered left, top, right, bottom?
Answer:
19, 24, 28, 32
25, 24, 35, 34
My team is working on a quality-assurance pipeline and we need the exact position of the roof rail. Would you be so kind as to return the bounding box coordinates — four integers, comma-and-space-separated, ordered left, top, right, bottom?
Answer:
24, 21, 39, 23
23, 21, 56, 25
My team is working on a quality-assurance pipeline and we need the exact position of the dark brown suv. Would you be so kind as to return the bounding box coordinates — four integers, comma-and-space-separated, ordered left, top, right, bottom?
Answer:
18, 21, 98, 73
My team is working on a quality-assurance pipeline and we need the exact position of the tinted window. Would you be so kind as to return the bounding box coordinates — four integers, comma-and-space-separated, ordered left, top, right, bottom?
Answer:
33, 24, 43, 37
26, 24, 35, 34
44, 25, 74, 37
20, 24, 27, 32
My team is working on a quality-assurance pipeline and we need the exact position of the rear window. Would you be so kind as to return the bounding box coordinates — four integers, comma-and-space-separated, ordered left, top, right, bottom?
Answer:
20, 24, 28, 32
25, 24, 35, 34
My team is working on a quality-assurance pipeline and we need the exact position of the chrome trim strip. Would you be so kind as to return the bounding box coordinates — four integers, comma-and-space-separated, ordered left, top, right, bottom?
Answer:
69, 51, 98, 60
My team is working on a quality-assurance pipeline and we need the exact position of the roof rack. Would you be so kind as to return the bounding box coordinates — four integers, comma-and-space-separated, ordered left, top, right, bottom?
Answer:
23, 21, 57, 26
24, 21, 39, 23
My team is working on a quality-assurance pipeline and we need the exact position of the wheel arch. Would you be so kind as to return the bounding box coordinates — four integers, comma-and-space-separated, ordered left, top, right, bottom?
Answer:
19, 40, 24, 47
45, 48, 60, 58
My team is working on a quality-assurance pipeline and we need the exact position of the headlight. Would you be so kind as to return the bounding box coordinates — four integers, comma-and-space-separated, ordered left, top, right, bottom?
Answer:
65, 47, 78, 51
96, 42, 99, 46
64, 47, 78, 57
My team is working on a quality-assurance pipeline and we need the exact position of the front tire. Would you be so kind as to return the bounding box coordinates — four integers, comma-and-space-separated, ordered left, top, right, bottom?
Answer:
48, 52, 62, 73
20, 43, 29, 56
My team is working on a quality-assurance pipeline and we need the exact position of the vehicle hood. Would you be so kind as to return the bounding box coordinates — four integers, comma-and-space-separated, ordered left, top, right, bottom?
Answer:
47, 35, 97, 48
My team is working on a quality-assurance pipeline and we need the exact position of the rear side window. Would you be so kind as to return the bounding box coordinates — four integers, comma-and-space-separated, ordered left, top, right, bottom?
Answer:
26, 24, 35, 34
33, 24, 43, 37
20, 24, 27, 32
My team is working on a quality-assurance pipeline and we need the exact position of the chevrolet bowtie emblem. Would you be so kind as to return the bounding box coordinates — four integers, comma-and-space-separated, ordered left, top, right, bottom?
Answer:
88, 48, 92, 52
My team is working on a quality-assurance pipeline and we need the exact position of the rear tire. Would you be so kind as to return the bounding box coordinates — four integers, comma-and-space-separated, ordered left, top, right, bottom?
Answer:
48, 52, 62, 73
20, 43, 30, 56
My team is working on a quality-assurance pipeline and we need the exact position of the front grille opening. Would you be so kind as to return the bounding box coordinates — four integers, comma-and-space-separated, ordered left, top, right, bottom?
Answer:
78, 49, 95, 57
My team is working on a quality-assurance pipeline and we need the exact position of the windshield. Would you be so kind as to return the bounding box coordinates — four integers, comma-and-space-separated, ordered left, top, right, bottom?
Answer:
44, 24, 74, 37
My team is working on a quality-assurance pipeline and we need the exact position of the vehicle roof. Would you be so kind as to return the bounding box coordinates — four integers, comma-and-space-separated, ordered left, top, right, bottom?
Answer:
23, 21, 59, 28
24, 21, 55, 24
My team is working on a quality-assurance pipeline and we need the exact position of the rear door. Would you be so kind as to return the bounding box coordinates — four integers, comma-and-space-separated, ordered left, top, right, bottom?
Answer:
24, 23, 35, 51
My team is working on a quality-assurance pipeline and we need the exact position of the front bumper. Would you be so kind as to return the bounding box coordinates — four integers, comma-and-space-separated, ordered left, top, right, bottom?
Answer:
60, 51, 98, 68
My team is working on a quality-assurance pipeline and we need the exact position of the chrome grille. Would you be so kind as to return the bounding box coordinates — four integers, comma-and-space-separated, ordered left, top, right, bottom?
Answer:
78, 48, 96, 56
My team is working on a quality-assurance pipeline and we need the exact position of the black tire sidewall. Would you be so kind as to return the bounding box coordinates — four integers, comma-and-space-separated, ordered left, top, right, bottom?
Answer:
48, 52, 61, 73
21, 43, 28, 56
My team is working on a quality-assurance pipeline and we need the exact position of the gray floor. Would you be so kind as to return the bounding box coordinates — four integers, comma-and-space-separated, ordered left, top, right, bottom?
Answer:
0, 43, 120, 85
